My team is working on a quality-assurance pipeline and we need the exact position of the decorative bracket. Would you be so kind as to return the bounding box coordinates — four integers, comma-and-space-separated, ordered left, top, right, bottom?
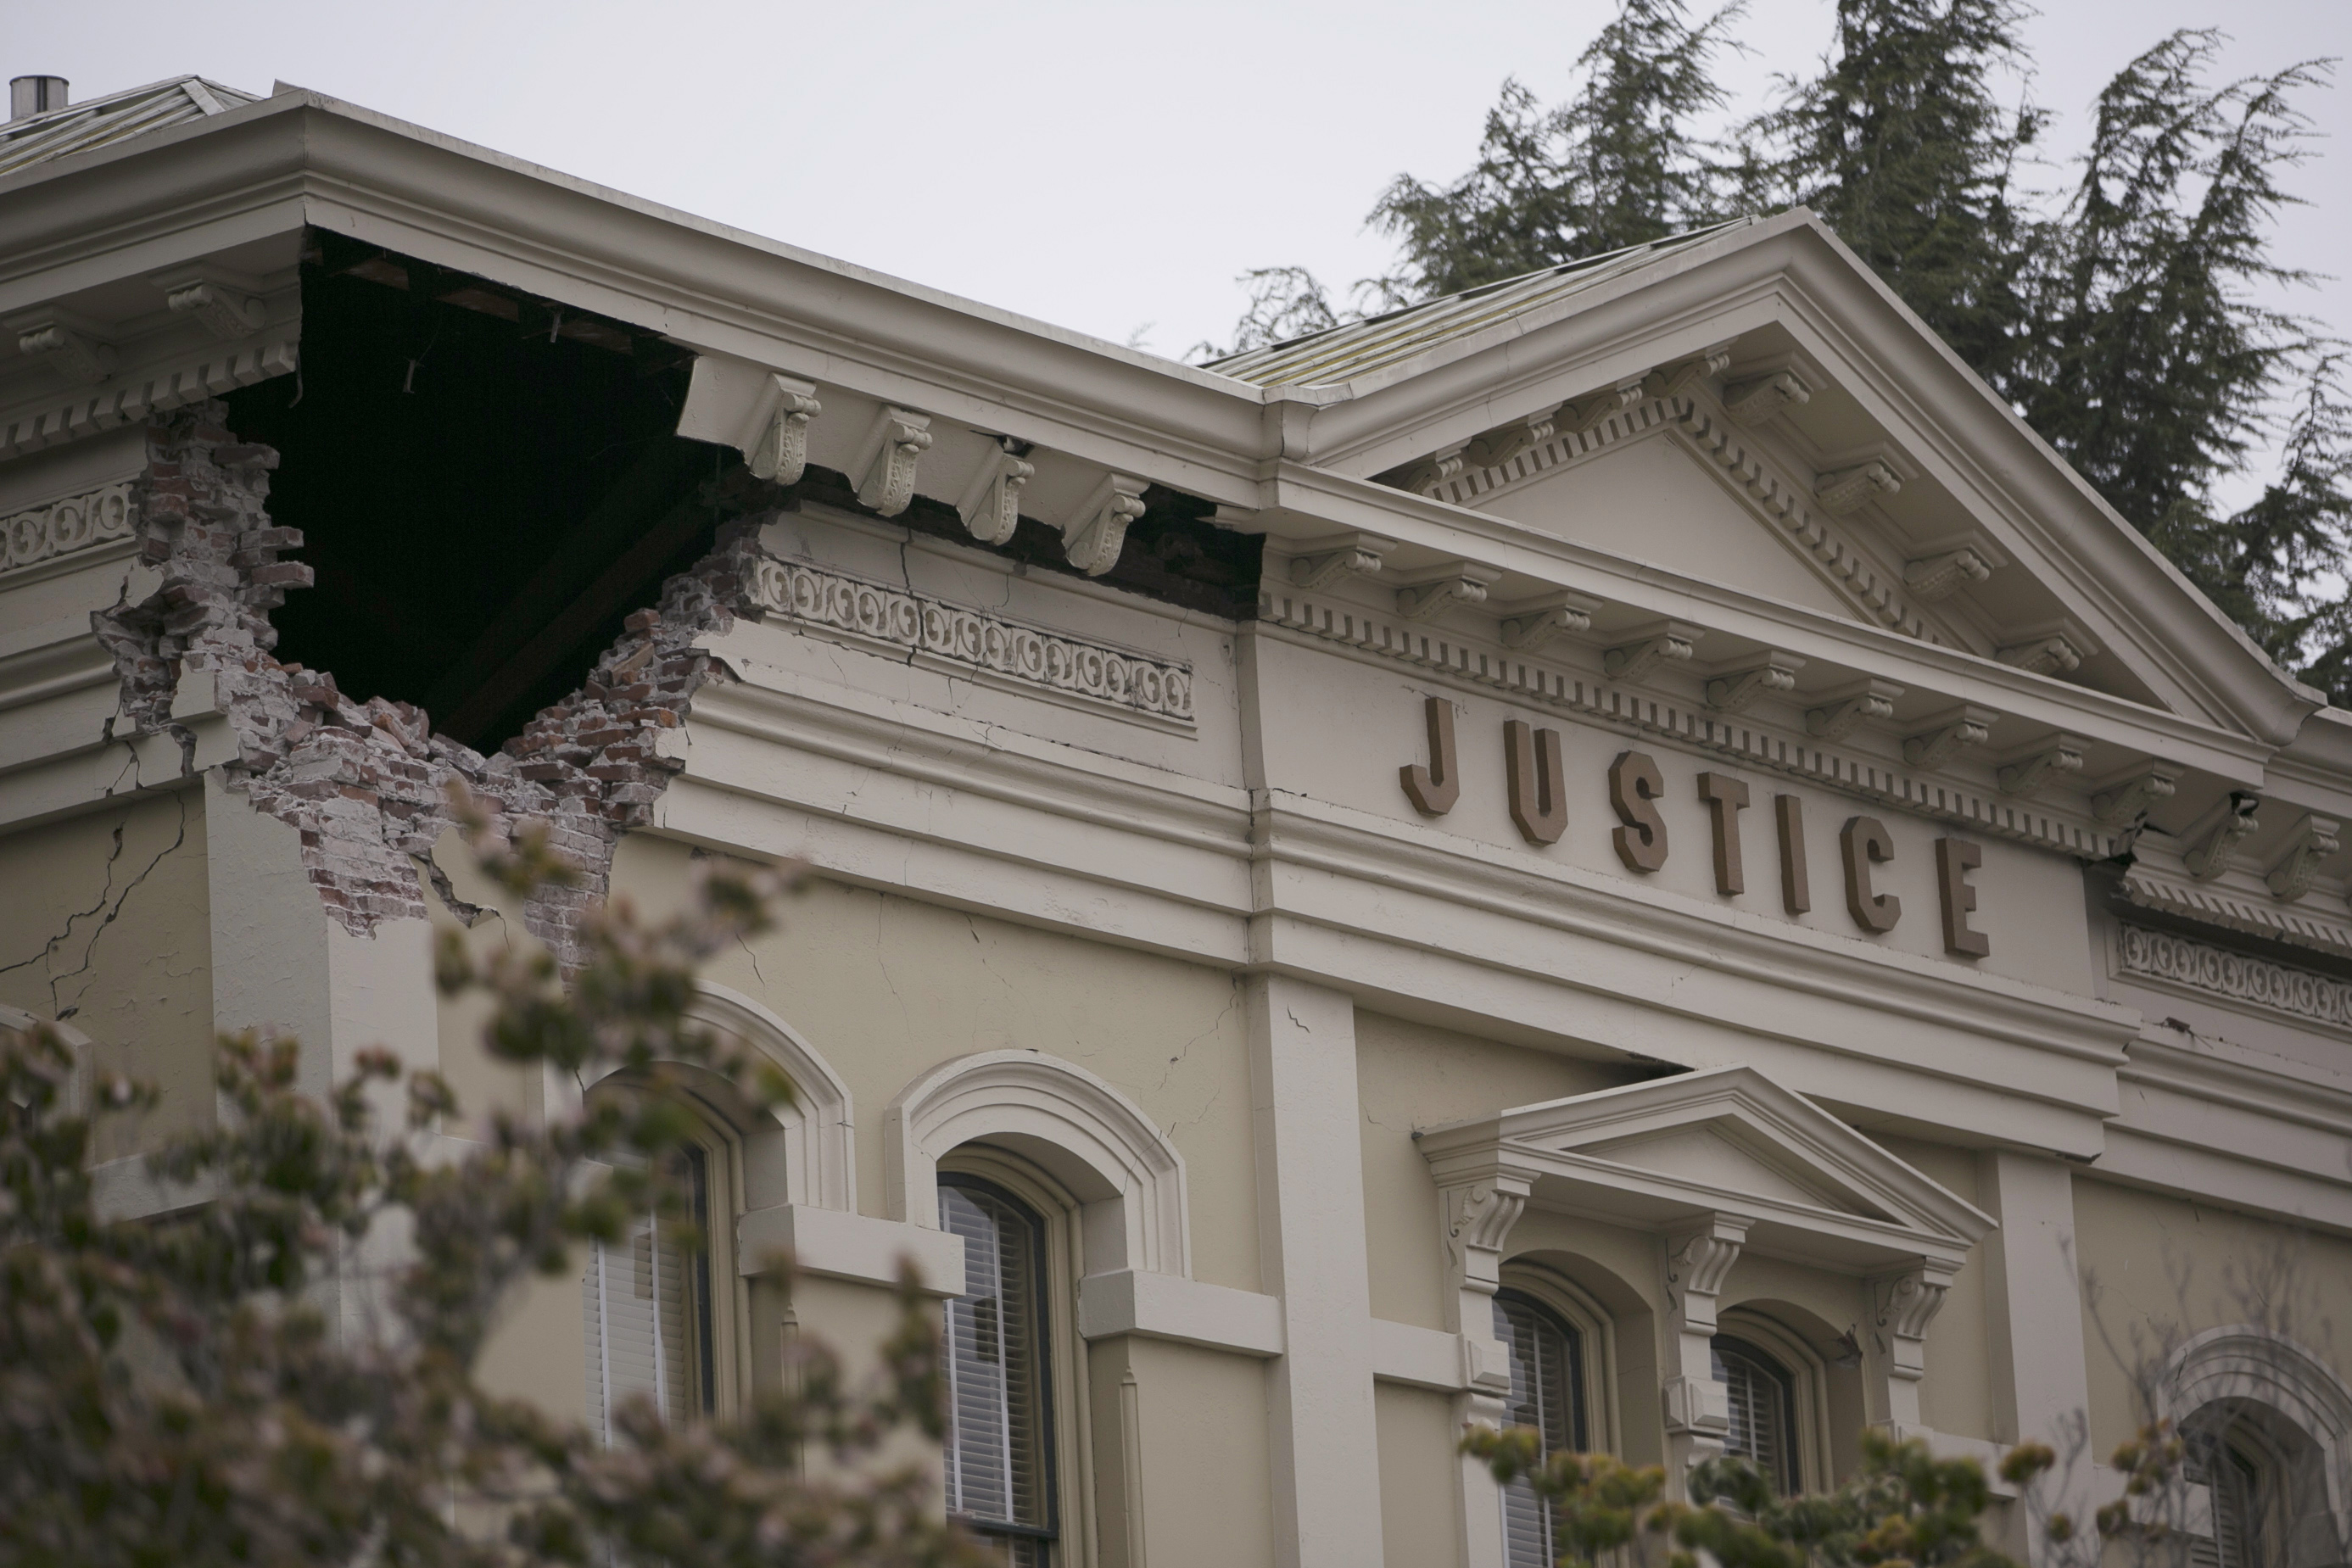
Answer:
1497, 589, 1603, 653
11, 313, 115, 385
955, 444, 1035, 545
2092, 761, 2183, 826
2182, 791, 2260, 881
1705, 651, 1804, 713
1903, 547, 1992, 602
1869, 1263, 1953, 1385
1643, 339, 1739, 401
1816, 460, 1902, 516
1997, 632, 2088, 677
1394, 562, 1501, 622
1902, 704, 1997, 770
150, 269, 265, 340
1403, 443, 1470, 496
1806, 678, 1904, 741
1463, 404, 1566, 472
743, 373, 824, 487
1288, 531, 1397, 591
851, 405, 934, 516
1721, 367, 1812, 426
1060, 473, 1148, 577
1563, 376, 1650, 437
1604, 621, 1704, 684
2265, 812, 2341, 901
1661, 1214, 1750, 1476
1997, 734, 2087, 798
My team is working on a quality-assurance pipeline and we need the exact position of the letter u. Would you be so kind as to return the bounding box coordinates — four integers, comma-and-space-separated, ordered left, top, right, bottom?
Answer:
1504, 719, 1567, 845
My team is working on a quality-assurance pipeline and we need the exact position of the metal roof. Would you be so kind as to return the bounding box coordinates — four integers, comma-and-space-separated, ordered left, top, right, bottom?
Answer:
0, 75, 261, 181
1205, 220, 1755, 390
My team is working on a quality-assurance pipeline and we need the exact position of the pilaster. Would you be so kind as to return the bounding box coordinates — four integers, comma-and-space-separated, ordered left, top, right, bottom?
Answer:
1979, 1150, 2092, 1565
204, 770, 440, 1339
1244, 974, 1383, 1568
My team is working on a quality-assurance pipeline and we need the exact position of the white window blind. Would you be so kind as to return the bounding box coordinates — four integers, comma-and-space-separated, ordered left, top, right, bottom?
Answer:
1494, 1290, 1585, 1568
1712, 1336, 1797, 1494
941, 1180, 1052, 1567
583, 1149, 712, 1445
2195, 1435, 2270, 1568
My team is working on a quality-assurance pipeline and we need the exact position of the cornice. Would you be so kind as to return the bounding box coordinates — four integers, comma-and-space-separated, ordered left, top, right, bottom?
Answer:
2120, 1030, 2352, 1137
1261, 465, 2273, 786
2118, 847, 2352, 962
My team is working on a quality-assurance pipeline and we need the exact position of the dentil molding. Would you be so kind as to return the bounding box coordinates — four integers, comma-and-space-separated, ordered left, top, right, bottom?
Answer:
747, 555, 1195, 727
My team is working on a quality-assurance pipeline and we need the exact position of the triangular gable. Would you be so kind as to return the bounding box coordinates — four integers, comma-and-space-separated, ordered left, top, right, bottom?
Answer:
1231, 211, 2315, 743
1418, 1065, 1992, 1274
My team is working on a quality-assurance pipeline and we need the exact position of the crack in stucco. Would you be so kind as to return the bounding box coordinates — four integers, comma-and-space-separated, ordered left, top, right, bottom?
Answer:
0, 793, 188, 1021
1158, 979, 1239, 1091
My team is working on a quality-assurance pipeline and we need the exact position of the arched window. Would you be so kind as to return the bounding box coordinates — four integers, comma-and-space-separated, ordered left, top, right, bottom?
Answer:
1495, 1288, 1588, 1568
1713, 1335, 1801, 1494
941, 1175, 1058, 1565
584, 1146, 720, 1441
2161, 1326, 2352, 1568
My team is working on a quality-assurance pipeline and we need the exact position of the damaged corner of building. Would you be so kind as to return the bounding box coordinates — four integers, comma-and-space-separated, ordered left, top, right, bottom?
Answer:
73, 230, 785, 968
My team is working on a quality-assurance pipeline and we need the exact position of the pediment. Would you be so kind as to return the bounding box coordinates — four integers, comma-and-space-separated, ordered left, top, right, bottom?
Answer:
1577, 1121, 1895, 1222
1417, 1065, 1993, 1270
1276, 212, 2317, 742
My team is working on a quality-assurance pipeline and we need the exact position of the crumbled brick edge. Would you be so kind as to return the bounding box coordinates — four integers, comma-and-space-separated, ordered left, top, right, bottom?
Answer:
92, 400, 765, 971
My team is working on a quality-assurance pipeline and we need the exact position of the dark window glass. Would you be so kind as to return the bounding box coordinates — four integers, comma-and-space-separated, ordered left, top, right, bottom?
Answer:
1495, 1289, 1587, 1568
584, 1146, 715, 1442
941, 1177, 1056, 1567
1712, 1335, 1801, 1494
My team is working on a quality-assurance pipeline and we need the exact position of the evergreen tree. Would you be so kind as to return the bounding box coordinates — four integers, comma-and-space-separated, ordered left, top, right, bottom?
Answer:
1368, 0, 1747, 300
1750, 0, 2044, 381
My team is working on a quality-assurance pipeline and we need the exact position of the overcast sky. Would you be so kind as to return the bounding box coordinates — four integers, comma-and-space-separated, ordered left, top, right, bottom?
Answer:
14, 0, 2349, 373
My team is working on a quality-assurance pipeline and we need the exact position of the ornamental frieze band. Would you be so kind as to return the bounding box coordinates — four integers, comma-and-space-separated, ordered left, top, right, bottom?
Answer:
2117, 924, 2352, 1030
747, 555, 1194, 726
1, 479, 134, 575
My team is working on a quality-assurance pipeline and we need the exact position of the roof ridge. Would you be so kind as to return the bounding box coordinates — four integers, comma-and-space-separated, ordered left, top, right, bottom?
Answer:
1205, 216, 1760, 388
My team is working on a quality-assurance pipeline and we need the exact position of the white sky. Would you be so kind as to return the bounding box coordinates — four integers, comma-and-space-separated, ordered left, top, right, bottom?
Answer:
14, 1, 2349, 396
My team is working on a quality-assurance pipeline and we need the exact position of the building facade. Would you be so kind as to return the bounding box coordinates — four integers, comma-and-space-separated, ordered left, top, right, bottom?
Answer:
4, 76, 2351, 1568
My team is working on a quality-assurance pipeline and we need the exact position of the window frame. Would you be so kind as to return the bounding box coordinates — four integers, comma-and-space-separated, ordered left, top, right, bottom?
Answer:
580, 1078, 752, 1437
939, 1147, 1099, 1568
1497, 1260, 1622, 1457
1713, 1309, 1833, 1495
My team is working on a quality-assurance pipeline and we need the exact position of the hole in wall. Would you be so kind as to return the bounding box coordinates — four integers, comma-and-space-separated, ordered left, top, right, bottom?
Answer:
224, 232, 727, 752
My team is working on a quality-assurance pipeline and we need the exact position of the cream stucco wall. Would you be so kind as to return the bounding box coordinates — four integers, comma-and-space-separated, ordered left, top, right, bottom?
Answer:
608, 832, 1264, 1292
0, 785, 213, 1160
2072, 1175, 2352, 1455
1356, 1009, 1633, 1331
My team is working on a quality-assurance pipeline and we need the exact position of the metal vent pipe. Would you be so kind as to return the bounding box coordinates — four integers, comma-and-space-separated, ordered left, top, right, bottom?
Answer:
10, 76, 69, 120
